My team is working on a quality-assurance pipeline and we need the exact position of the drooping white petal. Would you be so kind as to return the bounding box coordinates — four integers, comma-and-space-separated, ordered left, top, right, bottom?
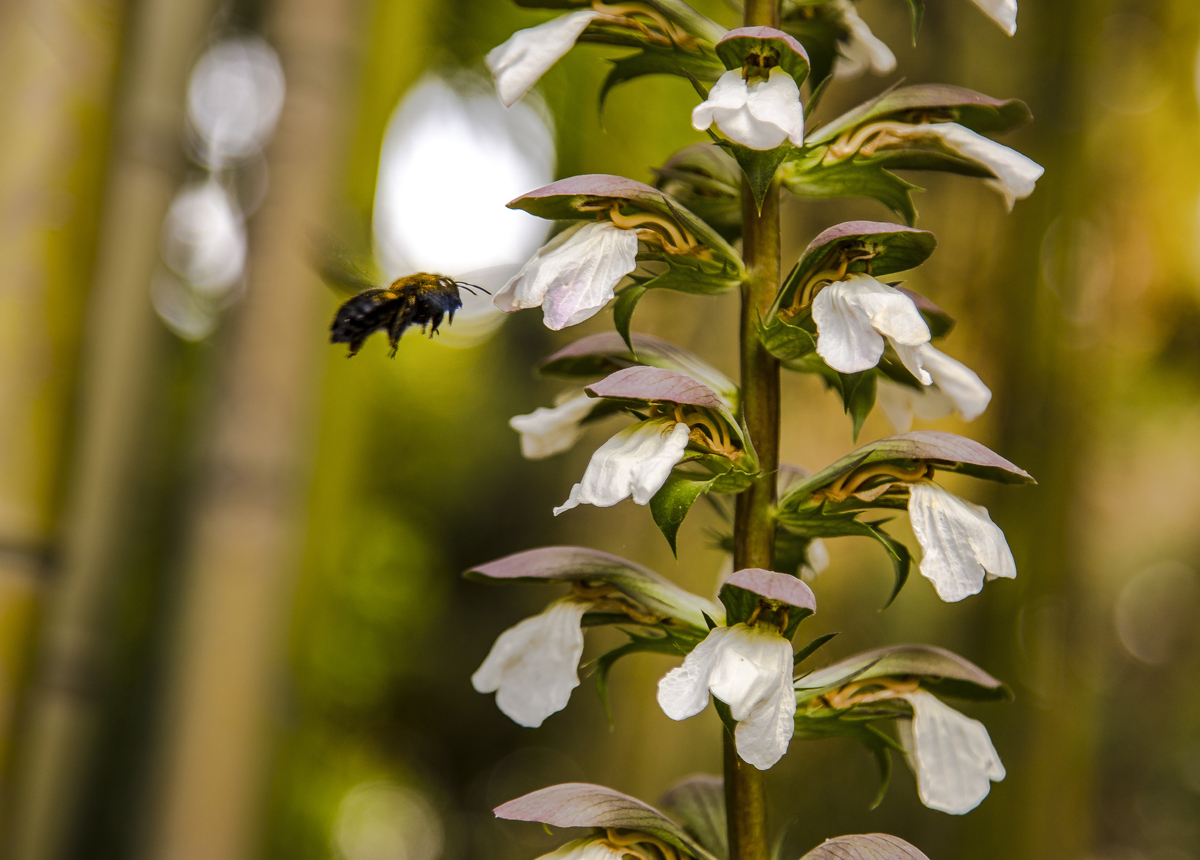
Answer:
536, 837, 630, 860
509, 392, 597, 459
900, 691, 1006, 814
911, 122, 1042, 209
877, 344, 992, 431
471, 597, 590, 727
833, 0, 897, 80
799, 538, 830, 582
553, 419, 690, 515
486, 11, 601, 106
921, 344, 992, 420
657, 626, 733, 720
968, 0, 1018, 36
908, 481, 1016, 602
657, 624, 796, 770
812, 273, 931, 375
692, 68, 804, 151
494, 221, 639, 330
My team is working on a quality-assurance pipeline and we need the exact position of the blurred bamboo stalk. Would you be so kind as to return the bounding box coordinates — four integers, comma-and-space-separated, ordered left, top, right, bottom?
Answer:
145, 0, 363, 856
3, 0, 221, 856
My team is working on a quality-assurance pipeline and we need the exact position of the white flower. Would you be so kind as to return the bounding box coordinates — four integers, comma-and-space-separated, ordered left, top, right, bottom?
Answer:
657, 623, 796, 769
899, 690, 1006, 814
691, 68, 805, 151
487, 11, 601, 106
833, 1, 897, 80
471, 597, 591, 727
510, 392, 596, 459
908, 122, 1042, 209
494, 221, 639, 330
800, 538, 830, 582
812, 273, 932, 378
554, 419, 690, 515
969, 0, 1017, 36
907, 480, 1016, 602
877, 344, 992, 431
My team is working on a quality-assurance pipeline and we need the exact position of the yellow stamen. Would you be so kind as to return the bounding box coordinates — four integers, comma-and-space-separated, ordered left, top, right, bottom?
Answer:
607, 205, 696, 253
825, 120, 920, 162
820, 676, 920, 711
592, 2, 694, 46
818, 461, 932, 503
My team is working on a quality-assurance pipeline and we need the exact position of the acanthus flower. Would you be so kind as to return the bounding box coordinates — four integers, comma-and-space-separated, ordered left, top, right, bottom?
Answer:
487, 11, 601, 107
494, 221, 639, 330
554, 418, 690, 515
510, 391, 598, 460
907, 480, 1016, 602
692, 67, 805, 151
657, 622, 796, 769
828, 122, 1042, 209
877, 343, 992, 431
899, 690, 1006, 814
811, 273, 932, 379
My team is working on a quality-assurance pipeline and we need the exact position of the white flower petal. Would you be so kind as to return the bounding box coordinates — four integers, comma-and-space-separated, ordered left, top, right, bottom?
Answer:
921, 344, 992, 420
494, 221, 639, 330
509, 392, 597, 459
657, 625, 733, 720
553, 419, 689, 514
658, 624, 796, 770
833, 1, 897, 80
745, 68, 805, 147
913, 122, 1042, 209
901, 691, 1005, 814
969, 0, 1017, 36
813, 273, 930, 374
800, 538, 830, 581
471, 597, 590, 727
725, 632, 796, 769
691, 70, 749, 132
486, 11, 601, 106
891, 342, 933, 386
908, 481, 1016, 602
692, 69, 803, 150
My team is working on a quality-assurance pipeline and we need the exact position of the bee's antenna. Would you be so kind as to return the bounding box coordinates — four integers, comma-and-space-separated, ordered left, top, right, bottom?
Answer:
456, 281, 491, 296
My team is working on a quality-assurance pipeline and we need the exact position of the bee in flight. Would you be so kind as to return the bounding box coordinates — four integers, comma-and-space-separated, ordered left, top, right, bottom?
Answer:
328, 271, 489, 357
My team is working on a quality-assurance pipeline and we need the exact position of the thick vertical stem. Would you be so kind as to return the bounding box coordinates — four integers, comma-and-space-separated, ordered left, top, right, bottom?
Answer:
725, 0, 782, 854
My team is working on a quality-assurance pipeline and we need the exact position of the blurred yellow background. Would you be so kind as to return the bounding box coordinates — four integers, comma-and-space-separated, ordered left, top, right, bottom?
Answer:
0, 0, 1198, 859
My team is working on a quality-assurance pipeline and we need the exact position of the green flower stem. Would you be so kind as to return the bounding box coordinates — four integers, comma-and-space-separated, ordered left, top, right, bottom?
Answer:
727, 0, 782, 853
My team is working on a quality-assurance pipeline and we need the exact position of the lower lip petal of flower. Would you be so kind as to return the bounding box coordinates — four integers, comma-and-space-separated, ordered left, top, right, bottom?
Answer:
509, 393, 596, 460
901, 690, 1006, 814
486, 11, 601, 106
908, 481, 1016, 602
657, 626, 733, 720
471, 597, 590, 727
915, 122, 1042, 209
814, 275, 928, 373
553, 419, 690, 515
921, 344, 992, 421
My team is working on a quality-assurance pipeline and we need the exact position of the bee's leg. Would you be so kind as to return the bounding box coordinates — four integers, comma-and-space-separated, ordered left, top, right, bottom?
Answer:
347, 338, 364, 357
428, 311, 445, 337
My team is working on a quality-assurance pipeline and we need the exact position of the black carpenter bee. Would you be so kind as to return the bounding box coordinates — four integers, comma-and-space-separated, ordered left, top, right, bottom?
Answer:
328, 272, 488, 357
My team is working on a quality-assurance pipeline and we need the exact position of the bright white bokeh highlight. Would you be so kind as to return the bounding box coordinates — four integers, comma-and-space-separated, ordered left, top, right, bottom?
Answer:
161, 179, 246, 295
373, 73, 555, 280
187, 36, 286, 167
